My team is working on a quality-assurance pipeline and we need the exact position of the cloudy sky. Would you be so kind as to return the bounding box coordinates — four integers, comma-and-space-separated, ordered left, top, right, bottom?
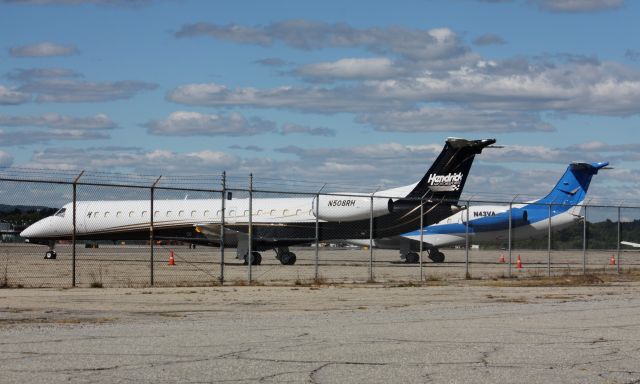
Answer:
1, 0, 639, 204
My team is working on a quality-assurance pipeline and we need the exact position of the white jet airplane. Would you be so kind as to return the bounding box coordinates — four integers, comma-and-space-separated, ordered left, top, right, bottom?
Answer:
20, 138, 496, 265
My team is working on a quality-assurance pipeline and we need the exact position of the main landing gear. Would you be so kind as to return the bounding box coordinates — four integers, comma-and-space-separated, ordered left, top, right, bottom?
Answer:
275, 247, 297, 265
402, 249, 445, 264
404, 252, 419, 264
243, 251, 262, 265
428, 250, 445, 263
240, 247, 297, 266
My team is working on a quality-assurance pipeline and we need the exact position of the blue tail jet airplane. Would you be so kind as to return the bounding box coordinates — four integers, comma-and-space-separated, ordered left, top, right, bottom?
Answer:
351, 162, 608, 263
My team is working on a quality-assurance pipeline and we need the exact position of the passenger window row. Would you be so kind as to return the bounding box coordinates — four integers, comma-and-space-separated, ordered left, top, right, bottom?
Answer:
85, 208, 313, 219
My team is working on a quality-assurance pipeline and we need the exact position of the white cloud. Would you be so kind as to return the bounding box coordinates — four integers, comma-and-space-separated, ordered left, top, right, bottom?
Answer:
0, 113, 115, 145
144, 111, 276, 136
145, 112, 336, 138
626, 49, 640, 62
0, 150, 13, 167
24, 147, 239, 174
8, 140, 640, 203
0, 113, 115, 130
0, 85, 30, 105
530, 0, 624, 12
280, 123, 335, 137
168, 82, 389, 113
1, 0, 154, 5
19, 79, 157, 102
0, 129, 110, 146
228, 145, 264, 152
480, 141, 640, 165
168, 60, 640, 116
6, 68, 82, 82
295, 58, 396, 81
176, 21, 472, 64
473, 34, 507, 46
359, 107, 553, 132
254, 58, 288, 67
9, 42, 78, 57
170, 20, 640, 118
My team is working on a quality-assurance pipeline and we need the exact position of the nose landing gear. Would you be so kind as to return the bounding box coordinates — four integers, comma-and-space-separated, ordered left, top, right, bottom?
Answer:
44, 241, 57, 260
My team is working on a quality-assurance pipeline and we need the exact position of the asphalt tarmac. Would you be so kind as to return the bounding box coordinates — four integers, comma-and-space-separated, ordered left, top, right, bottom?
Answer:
1, 281, 640, 383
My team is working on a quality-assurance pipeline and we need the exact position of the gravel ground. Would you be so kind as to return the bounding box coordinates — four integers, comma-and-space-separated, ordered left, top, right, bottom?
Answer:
1, 281, 640, 383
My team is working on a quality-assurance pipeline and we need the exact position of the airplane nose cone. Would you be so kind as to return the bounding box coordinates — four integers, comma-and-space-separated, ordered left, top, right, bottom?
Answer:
20, 220, 47, 239
20, 225, 36, 238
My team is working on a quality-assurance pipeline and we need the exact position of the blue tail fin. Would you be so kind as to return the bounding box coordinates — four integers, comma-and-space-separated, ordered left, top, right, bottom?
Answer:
536, 162, 608, 206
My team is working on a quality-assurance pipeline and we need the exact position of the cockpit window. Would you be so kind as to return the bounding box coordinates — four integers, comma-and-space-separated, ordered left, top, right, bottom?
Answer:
54, 208, 66, 218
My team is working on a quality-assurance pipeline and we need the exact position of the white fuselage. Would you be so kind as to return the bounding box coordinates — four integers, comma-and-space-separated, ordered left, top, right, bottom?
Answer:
19, 185, 409, 240
20, 197, 315, 238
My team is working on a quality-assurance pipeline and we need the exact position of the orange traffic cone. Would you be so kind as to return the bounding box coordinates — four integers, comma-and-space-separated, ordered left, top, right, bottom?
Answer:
499, 254, 505, 263
609, 254, 616, 266
516, 255, 522, 270
168, 250, 176, 266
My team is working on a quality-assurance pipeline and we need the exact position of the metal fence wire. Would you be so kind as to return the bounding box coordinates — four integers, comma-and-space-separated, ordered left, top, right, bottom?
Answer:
1, 171, 639, 288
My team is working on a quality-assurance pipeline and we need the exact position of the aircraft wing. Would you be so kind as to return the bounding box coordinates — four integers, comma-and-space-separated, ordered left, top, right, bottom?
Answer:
621, 241, 640, 248
195, 223, 242, 240
194, 223, 311, 245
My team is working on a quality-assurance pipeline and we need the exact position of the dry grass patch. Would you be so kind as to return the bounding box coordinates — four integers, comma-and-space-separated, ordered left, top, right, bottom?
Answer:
485, 274, 606, 287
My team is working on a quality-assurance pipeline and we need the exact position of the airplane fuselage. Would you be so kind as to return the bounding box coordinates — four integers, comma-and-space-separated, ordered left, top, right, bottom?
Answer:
20, 195, 457, 248
402, 203, 581, 248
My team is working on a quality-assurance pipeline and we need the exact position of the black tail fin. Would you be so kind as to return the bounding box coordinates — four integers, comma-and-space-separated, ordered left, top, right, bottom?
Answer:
404, 137, 495, 202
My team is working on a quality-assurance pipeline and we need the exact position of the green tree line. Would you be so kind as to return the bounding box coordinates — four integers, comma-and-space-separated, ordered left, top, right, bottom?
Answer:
484, 220, 640, 250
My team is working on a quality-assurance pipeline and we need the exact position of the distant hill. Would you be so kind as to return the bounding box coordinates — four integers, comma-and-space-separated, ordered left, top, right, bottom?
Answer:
0, 204, 55, 213
482, 219, 640, 250
0, 204, 57, 227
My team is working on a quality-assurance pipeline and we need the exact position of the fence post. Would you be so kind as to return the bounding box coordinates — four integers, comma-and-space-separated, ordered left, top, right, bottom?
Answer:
248, 174, 253, 283
369, 194, 374, 282
220, 171, 226, 284
548, 203, 552, 277
419, 198, 424, 282
72, 170, 84, 287
617, 205, 621, 274
315, 193, 320, 281
583, 205, 587, 275
508, 201, 512, 278
149, 176, 161, 287
465, 200, 470, 279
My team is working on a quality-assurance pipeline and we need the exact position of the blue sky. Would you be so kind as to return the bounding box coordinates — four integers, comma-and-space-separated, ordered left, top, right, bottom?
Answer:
1, 0, 639, 203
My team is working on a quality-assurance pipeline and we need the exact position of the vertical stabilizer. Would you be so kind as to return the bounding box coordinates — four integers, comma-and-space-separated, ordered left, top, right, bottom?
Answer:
404, 138, 495, 203
536, 162, 608, 211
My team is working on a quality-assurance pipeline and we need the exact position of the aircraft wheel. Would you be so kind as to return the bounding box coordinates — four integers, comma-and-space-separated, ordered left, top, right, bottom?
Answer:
280, 252, 297, 265
45, 250, 57, 260
244, 252, 262, 265
251, 251, 262, 266
404, 252, 419, 264
429, 251, 445, 263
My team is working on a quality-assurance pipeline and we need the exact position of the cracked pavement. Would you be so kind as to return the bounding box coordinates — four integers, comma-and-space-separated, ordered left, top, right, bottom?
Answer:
1, 283, 640, 383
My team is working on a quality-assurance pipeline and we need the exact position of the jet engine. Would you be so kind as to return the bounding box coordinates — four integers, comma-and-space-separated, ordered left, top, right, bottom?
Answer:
312, 195, 393, 222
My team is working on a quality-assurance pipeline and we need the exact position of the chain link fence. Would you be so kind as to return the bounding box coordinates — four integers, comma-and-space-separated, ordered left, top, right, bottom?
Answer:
1, 170, 639, 287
